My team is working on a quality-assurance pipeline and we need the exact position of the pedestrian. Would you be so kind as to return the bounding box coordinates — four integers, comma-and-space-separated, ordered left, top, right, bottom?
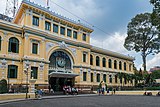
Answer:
50, 89, 54, 94
113, 88, 116, 94
107, 88, 110, 95
98, 88, 101, 95
37, 89, 43, 99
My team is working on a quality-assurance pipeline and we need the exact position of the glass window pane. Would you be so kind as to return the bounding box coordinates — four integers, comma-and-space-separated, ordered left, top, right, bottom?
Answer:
53, 24, 58, 33
8, 37, 19, 53
73, 31, 77, 39
31, 67, 38, 79
91, 73, 93, 82
83, 72, 87, 81
60, 27, 65, 35
33, 16, 39, 26
97, 74, 100, 82
8, 65, 18, 78
83, 33, 86, 41
83, 53, 86, 62
67, 29, 71, 37
32, 43, 38, 54
45, 21, 51, 31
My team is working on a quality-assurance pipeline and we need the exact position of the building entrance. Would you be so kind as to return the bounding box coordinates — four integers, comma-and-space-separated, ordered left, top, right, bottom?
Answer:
49, 77, 74, 91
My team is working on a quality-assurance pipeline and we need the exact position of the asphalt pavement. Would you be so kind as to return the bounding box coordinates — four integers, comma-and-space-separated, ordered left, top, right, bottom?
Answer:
0, 95, 159, 107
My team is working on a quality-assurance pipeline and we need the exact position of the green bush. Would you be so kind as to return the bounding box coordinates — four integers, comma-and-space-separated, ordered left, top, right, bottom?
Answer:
0, 79, 8, 94
144, 87, 160, 90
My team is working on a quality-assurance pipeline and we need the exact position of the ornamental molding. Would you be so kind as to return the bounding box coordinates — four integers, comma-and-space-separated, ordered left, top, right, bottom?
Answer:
69, 47, 77, 56
3, 31, 8, 36
24, 34, 29, 39
46, 42, 55, 52
58, 41, 68, 49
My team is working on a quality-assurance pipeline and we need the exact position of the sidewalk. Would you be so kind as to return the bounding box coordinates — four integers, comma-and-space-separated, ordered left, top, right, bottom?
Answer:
0, 94, 97, 104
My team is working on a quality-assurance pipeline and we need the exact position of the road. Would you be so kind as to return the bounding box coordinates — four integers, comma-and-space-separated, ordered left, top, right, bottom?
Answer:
0, 95, 159, 107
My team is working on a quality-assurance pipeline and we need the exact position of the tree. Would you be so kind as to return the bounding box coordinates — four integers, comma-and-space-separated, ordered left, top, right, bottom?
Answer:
117, 72, 124, 86
150, 0, 160, 30
151, 70, 160, 79
124, 13, 160, 71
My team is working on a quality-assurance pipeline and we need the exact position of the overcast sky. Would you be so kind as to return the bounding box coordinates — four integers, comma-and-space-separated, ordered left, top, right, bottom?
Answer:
0, 0, 159, 70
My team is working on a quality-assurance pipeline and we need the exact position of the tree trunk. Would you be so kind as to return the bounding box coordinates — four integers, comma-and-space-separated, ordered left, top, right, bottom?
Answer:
142, 54, 147, 72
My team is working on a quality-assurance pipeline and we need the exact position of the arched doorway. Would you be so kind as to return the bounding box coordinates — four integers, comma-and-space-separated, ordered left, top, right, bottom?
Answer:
48, 51, 78, 92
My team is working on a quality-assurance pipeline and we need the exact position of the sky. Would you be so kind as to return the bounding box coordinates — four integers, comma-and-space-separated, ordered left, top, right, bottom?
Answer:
0, 0, 159, 71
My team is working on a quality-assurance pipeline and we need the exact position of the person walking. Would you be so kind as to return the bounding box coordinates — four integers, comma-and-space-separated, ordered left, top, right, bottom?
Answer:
113, 88, 116, 94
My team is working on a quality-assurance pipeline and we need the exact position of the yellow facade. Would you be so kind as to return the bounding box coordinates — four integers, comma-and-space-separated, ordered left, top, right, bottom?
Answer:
0, 0, 134, 91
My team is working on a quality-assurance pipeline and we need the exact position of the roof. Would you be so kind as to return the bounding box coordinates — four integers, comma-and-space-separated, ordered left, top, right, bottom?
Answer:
91, 46, 135, 61
14, 0, 93, 32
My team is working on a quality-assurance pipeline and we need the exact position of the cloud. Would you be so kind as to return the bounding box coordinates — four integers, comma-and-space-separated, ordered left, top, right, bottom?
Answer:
0, 0, 7, 14
147, 53, 160, 70
91, 32, 129, 54
91, 32, 160, 71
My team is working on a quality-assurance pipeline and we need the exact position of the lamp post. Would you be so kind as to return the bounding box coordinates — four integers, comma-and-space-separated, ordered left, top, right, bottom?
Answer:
24, 60, 30, 99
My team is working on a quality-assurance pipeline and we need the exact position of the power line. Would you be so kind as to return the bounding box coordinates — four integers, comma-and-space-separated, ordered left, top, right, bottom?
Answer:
49, 0, 111, 35
45, 0, 125, 46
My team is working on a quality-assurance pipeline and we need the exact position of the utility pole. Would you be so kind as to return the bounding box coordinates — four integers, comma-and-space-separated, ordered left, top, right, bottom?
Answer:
5, 0, 18, 17
47, 0, 50, 9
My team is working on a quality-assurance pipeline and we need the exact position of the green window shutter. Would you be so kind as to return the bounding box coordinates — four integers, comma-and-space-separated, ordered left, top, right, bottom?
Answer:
83, 72, 87, 81
73, 31, 77, 39
91, 73, 93, 82
16, 43, 19, 53
32, 43, 38, 54
8, 65, 18, 78
103, 74, 106, 82
0, 36, 1, 51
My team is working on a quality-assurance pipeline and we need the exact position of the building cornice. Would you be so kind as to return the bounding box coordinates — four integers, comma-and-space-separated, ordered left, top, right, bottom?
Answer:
13, 0, 93, 33
0, 20, 22, 34
91, 46, 135, 61
23, 25, 92, 49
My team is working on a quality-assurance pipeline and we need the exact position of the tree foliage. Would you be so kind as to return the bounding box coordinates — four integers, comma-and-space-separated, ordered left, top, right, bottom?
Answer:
151, 70, 160, 79
124, 13, 160, 71
150, 0, 160, 30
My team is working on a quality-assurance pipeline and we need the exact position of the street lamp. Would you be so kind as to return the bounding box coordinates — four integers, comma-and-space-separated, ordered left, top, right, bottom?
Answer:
24, 60, 30, 99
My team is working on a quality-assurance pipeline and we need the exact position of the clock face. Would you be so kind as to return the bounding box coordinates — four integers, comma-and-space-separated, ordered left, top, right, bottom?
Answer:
57, 58, 66, 67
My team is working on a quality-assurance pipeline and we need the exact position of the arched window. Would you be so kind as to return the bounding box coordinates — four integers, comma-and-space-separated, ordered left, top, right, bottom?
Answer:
91, 73, 93, 82
124, 77, 127, 84
103, 74, 106, 82
115, 75, 118, 83
0, 36, 1, 50
114, 60, 117, 69
102, 58, 106, 67
8, 65, 18, 78
108, 59, 112, 68
97, 74, 100, 82
90, 55, 93, 65
119, 61, 122, 70
124, 62, 126, 71
96, 56, 100, 66
109, 75, 112, 83
8, 37, 19, 53
129, 64, 132, 71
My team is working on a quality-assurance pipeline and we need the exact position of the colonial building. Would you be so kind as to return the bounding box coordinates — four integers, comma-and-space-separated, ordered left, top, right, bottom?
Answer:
0, 0, 134, 92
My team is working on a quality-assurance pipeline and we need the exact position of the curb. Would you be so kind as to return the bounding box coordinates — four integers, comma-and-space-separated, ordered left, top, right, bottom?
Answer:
0, 94, 97, 104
